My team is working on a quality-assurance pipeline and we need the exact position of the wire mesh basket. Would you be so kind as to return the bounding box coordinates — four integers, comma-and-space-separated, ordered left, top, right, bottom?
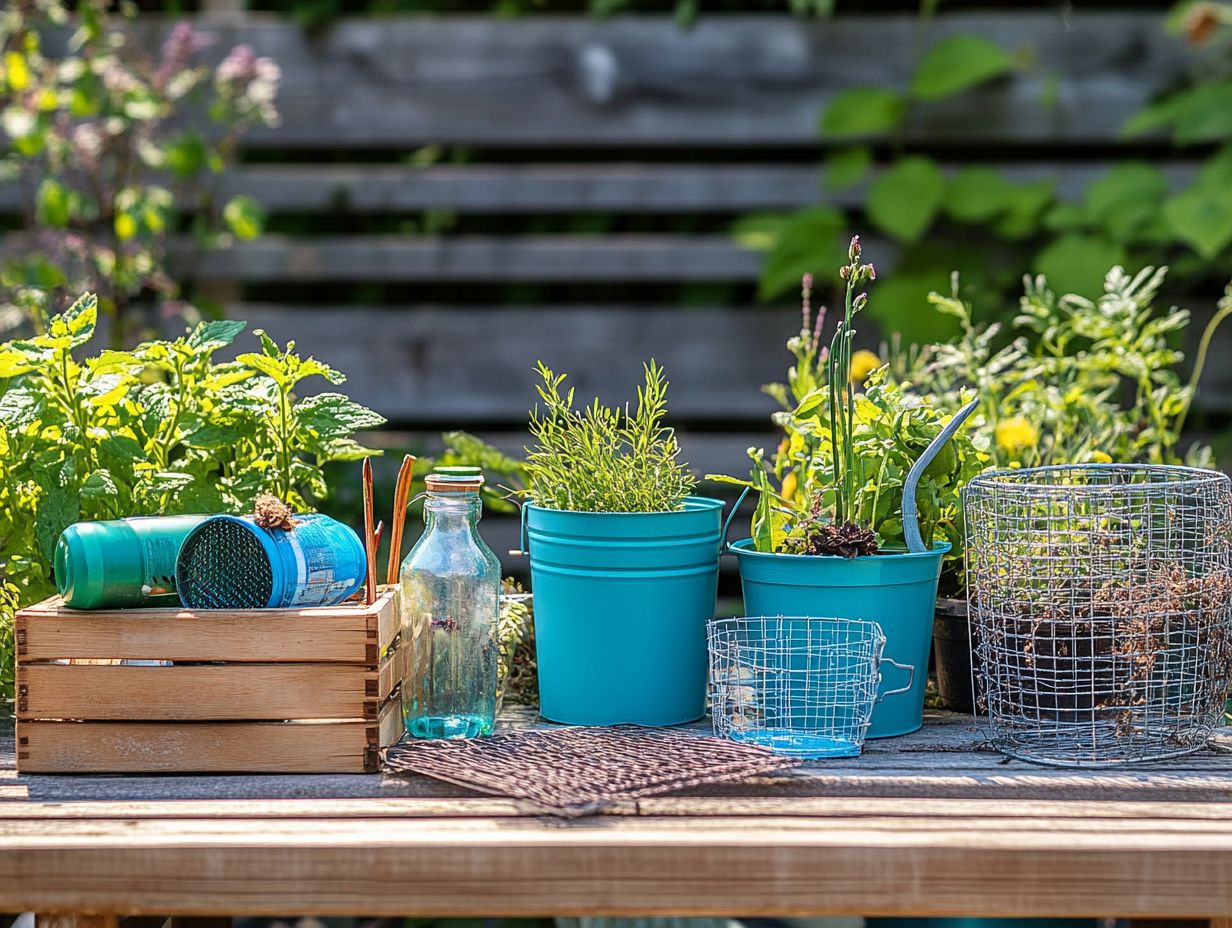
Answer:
706, 616, 913, 758
965, 464, 1232, 767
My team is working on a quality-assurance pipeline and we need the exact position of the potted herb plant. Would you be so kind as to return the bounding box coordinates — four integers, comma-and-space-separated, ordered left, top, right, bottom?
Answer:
710, 237, 983, 738
519, 360, 724, 726
899, 268, 1232, 711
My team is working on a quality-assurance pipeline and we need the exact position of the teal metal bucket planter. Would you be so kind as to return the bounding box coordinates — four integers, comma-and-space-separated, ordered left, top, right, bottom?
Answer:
729, 538, 950, 738
524, 496, 724, 726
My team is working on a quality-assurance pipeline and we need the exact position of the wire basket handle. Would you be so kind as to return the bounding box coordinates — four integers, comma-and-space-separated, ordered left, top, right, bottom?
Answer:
903, 396, 979, 554
877, 658, 916, 702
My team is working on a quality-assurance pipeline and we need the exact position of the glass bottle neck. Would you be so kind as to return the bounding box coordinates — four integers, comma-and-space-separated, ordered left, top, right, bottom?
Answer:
423, 491, 482, 531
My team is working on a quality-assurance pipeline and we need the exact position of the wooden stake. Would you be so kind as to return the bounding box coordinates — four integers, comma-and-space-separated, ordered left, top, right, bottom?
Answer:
386, 454, 418, 584
362, 457, 377, 606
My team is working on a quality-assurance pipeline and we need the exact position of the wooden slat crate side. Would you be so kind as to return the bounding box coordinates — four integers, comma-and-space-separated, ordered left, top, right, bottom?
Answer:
16, 662, 383, 722
161, 12, 1185, 148
16, 589, 399, 663
16, 712, 403, 774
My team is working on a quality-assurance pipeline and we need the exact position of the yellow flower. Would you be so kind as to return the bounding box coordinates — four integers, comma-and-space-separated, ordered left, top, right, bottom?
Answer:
1089, 451, 1112, 464
995, 416, 1039, 454
781, 471, 798, 503
4, 52, 30, 92
849, 349, 882, 384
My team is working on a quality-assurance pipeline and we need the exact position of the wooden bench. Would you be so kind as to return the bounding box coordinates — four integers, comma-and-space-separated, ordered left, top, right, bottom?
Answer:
4, 707, 1232, 922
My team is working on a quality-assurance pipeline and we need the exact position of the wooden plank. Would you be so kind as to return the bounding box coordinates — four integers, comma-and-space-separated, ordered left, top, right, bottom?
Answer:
0, 163, 1201, 215
223, 304, 796, 424
7, 812, 1232, 916
0, 798, 531, 820
186, 235, 763, 282
165, 13, 1188, 148
17, 662, 381, 721
10, 795, 1232, 824
15, 717, 393, 774
16, 589, 398, 663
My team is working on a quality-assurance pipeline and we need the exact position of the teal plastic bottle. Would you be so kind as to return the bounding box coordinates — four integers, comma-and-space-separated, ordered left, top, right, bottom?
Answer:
55, 515, 207, 609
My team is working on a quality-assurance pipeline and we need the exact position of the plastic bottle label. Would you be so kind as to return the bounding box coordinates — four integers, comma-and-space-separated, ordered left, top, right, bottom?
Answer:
283, 515, 362, 607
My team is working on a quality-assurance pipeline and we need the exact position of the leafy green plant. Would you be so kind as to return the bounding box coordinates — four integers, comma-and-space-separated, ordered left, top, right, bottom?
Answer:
0, 0, 279, 340
523, 360, 695, 512
0, 292, 384, 704
435, 430, 528, 514
895, 265, 1231, 470
739, 5, 1232, 347
710, 238, 986, 561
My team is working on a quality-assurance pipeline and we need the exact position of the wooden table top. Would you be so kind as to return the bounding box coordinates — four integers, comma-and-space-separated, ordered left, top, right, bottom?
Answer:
4, 709, 1232, 919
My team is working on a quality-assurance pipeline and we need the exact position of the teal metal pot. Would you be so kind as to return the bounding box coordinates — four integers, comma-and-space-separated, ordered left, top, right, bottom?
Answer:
729, 537, 949, 738
523, 496, 724, 726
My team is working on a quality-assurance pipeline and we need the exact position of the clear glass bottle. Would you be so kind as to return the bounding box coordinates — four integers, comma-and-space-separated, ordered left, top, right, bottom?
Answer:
400, 473, 501, 739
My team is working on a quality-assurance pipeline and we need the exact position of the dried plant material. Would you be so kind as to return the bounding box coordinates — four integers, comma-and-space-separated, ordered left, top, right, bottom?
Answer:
966, 464, 1232, 766
253, 494, 297, 532
787, 520, 879, 558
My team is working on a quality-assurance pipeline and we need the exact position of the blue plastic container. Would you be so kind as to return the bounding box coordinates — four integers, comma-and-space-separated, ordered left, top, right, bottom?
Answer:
729, 538, 949, 738
524, 496, 724, 726
176, 513, 366, 610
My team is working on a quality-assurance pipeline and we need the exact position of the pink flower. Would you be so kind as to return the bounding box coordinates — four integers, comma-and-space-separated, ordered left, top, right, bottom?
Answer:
157, 22, 213, 90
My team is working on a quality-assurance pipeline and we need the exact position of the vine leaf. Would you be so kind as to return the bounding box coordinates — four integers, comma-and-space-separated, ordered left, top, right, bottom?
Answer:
910, 35, 1015, 101
945, 167, 1019, 223
819, 87, 905, 138
868, 156, 944, 242
1033, 234, 1127, 297
1163, 184, 1232, 259
824, 146, 872, 192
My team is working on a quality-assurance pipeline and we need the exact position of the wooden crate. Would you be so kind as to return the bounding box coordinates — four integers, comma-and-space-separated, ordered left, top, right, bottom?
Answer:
14, 588, 404, 774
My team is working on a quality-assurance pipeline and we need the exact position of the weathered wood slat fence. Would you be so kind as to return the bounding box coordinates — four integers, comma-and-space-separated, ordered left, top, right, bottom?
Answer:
7, 7, 1229, 560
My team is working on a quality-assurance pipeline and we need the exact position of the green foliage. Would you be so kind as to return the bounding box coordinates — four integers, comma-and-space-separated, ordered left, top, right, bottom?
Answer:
743, 5, 1232, 345
435, 430, 528, 514
0, 292, 383, 615
709, 241, 986, 561
523, 360, 695, 513
909, 35, 1015, 101
819, 87, 905, 138
896, 265, 1229, 472
0, 1, 279, 340
867, 157, 945, 243
0, 576, 15, 712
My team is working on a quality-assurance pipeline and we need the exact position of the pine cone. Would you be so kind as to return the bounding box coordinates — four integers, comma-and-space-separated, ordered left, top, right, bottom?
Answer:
253, 494, 298, 532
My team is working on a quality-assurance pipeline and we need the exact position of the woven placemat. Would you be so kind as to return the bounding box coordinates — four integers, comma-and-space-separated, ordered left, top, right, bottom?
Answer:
383, 725, 802, 815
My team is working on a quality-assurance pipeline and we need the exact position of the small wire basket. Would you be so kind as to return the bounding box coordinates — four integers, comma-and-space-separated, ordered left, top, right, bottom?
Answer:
965, 464, 1232, 767
706, 616, 913, 758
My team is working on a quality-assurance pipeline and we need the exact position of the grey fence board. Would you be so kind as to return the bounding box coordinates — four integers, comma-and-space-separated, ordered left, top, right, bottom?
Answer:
173, 12, 1186, 148
190, 235, 764, 282
0, 163, 1201, 215
227, 303, 798, 422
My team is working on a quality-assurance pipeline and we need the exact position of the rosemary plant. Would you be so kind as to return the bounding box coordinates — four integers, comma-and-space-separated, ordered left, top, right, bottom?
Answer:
523, 360, 695, 512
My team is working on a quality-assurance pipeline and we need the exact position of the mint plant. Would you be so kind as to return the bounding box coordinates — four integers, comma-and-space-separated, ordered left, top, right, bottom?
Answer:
0, 293, 384, 707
